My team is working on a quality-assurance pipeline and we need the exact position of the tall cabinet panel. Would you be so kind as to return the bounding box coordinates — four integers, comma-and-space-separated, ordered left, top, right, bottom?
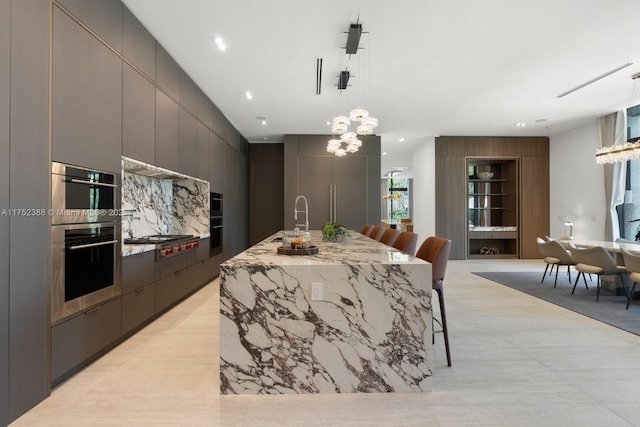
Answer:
0, 1, 9, 424
196, 122, 210, 181
9, 0, 50, 422
52, 7, 122, 173
122, 63, 155, 164
179, 108, 197, 175
209, 132, 224, 194
122, 5, 155, 79
155, 89, 180, 172
56, 0, 123, 53
284, 135, 381, 232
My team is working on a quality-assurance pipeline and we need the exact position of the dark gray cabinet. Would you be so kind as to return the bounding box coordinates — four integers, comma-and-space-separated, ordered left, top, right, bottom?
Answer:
179, 70, 197, 114
51, 298, 122, 384
56, 0, 123, 53
52, 7, 122, 173
122, 251, 155, 295
155, 268, 195, 313
196, 122, 210, 181
122, 283, 155, 334
155, 43, 179, 100
284, 135, 380, 232
8, 1, 51, 423
122, 5, 155, 79
155, 89, 180, 172
210, 132, 224, 194
0, 0, 10, 423
122, 63, 155, 164
179, 108, 197, 175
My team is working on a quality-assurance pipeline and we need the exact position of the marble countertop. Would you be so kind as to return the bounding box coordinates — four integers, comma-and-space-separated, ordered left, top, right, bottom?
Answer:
222, 230, 428, 267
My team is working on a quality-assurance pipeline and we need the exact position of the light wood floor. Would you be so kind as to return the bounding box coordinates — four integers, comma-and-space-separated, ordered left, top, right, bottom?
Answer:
10, 259, 640, 426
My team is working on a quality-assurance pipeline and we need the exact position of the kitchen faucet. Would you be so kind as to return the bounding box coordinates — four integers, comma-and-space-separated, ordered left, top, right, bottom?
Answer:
294, 195, 309, 231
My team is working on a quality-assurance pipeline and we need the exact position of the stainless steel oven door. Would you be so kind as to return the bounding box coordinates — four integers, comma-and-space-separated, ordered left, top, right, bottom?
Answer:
51, 161, 120, 224
51, 222, 122, 324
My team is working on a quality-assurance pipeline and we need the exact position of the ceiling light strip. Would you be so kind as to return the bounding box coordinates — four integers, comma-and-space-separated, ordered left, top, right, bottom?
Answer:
557, 62, 633, 98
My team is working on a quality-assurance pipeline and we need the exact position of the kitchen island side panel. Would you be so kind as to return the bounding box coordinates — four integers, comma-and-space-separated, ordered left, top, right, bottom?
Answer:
219, 231, 432, 394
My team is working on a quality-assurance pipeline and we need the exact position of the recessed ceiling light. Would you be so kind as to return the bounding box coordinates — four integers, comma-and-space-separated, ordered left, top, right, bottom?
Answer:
245, 92, 253, 100
382, 152, 387, 156
534, 119, 548, 123
326, 121, 331, 126
398, 138, 405, 142
516, 122, 526, 127
214, 37, 227, 51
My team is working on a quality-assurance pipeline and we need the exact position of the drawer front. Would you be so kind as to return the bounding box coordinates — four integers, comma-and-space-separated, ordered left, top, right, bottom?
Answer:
122, 283, 155, 334
122, 250, 155, 294
51, 298, 122, 382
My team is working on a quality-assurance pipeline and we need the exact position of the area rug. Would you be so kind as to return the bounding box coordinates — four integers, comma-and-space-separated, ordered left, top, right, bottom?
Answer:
473, 271, 640, 336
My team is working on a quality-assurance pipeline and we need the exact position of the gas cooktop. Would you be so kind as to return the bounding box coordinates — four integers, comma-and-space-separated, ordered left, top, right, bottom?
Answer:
124, 234, 194, 245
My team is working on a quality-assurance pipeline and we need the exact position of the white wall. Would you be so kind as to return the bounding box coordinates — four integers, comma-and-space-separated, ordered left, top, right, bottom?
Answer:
409, 125, 607, 246
549, 121, 606, 240
411, 137, 436, 243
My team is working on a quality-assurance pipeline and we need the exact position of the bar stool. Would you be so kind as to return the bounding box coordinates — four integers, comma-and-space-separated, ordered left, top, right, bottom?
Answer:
416, 236, 452, 367
368, 225, 384, 240
360, 224, 374, 236
391, 231, 418, 256
378, 228, 400, 245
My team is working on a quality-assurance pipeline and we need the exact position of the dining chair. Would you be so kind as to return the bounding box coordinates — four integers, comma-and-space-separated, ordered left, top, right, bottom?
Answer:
378, 228, 400, 245
391, 231, 418, 256
620, 247, 640, 309
536, 237, 575, 287
568, 242, 626, 302
368, 225, 384, 240
415, 236, 452, 367
360, 224, 374, 236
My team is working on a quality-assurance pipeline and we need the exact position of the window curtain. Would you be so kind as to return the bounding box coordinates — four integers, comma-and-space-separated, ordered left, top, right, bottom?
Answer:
598, 111, 627, 241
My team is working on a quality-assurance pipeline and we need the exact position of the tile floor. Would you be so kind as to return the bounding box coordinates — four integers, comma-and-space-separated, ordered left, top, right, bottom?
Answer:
10, 259, 640, 426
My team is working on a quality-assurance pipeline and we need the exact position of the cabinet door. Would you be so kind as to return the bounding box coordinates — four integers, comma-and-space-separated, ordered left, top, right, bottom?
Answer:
209, 132, 224, 194
155, 89, 180, 172
179, 108, 196, 175
196, 122, 210, 181
333, 156, 368, 230
51, 298, 122, 383
122, 283, 154, 334
297, 156, 333, 229
52, 7, 122, 172
122, 64, 155, 164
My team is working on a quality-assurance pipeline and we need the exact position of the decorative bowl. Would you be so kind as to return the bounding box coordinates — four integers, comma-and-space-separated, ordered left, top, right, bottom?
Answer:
477, 172, 494, 180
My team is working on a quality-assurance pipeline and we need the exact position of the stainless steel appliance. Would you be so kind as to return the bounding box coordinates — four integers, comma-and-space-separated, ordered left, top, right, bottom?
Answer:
51, 161, 120, 224
124, 234, 200, 260
50, 222, 122, 324
210, 193, 223, 256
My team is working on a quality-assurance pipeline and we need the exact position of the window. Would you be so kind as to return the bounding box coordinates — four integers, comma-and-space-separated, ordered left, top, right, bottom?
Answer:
618, 105, 640, 240
384, 177, 410, 223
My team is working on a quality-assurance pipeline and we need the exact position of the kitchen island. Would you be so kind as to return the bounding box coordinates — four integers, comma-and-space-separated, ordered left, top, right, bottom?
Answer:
219, 230, 432, 394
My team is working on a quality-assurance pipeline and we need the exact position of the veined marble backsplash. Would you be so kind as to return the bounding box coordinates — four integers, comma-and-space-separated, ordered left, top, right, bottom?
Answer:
121, 158, 210, 239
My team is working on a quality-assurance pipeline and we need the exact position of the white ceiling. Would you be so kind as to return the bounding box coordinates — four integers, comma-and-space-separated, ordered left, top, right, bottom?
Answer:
122, 0, 640, 177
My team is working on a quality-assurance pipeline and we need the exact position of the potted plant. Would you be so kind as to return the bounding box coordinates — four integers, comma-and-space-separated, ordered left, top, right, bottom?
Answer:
321, 222, 350, 242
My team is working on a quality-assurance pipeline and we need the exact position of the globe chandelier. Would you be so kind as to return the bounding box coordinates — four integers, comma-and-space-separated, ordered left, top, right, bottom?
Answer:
326, 19, 379, 157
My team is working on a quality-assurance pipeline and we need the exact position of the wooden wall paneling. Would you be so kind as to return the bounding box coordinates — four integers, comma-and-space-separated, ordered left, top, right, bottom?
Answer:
179, 69, 197, 114
249, 144, 284, 245
444, 156, 467, 259
521, 155, 550, 258
178, 107, 196, 175
434, 154, 446, 238
155, 89, 179, 172
196, 121, 210, 181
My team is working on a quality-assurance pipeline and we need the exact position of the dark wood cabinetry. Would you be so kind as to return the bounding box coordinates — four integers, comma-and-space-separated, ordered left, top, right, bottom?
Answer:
467, 158, 519, 258
436, 137, 549, 259
155, 89, 180, 171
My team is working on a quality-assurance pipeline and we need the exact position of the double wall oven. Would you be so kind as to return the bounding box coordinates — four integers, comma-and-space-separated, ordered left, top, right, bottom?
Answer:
51, 162, 121, 324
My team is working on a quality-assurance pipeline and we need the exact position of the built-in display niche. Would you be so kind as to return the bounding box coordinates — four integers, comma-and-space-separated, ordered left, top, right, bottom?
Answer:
121, 157, 210, 239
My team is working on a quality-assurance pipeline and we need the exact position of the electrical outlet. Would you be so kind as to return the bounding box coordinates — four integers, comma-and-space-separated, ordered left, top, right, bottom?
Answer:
311, 282, 323, 301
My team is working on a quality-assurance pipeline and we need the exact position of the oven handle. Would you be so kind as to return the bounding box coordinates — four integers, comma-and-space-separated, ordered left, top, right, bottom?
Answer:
68, 239, 118, 250
69, 178, 118, 188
